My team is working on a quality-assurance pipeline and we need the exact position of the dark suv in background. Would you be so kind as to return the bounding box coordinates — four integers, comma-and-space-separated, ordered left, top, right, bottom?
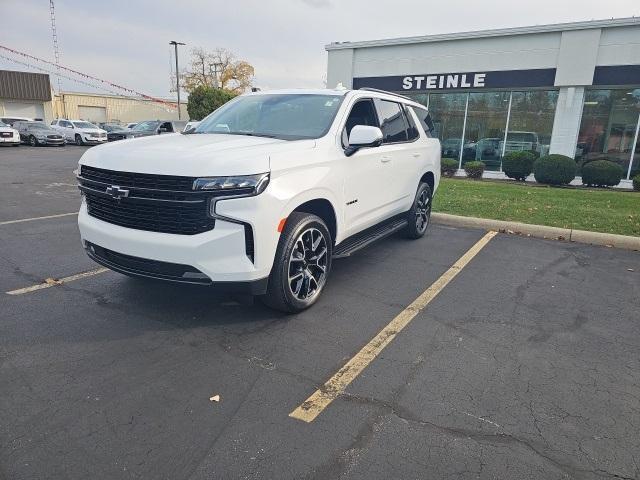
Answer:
125, 120, 187, 139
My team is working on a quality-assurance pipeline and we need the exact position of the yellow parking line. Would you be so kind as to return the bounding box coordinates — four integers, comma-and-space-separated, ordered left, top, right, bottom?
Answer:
290, 230, 498, 423
6, 268, 109, 295
0, 212, 77, 226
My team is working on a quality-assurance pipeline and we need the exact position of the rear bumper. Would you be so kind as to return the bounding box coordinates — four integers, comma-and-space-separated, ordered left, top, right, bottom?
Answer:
0, 137, 20, 144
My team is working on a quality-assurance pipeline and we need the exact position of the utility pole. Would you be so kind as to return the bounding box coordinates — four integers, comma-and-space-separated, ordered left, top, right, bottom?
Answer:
169, 41, 185, 119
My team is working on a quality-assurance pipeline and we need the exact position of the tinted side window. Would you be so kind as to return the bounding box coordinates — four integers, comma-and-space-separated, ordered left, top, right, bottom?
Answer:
411, 107, 434, 138
374, 99, 408, 143
403, 105, 419, 141
342, 99, 379, 147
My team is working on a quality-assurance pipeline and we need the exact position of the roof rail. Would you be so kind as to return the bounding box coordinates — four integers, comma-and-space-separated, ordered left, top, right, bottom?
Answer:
358, 87, 413, 101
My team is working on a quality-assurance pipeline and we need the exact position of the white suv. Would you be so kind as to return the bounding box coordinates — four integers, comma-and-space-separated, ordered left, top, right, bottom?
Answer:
77, 89, 440, 312
51, 119, 107, 145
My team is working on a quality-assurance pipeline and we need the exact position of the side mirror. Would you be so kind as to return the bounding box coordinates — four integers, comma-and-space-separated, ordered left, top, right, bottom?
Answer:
158, 126, 170, 133
345, 125, 383, 157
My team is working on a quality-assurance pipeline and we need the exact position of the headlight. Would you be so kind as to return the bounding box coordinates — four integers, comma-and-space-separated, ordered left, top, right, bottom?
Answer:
193, 173, 270, 196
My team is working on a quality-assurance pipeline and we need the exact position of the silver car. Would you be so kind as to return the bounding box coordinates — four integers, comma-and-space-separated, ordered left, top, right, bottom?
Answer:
14, 121, 65, 147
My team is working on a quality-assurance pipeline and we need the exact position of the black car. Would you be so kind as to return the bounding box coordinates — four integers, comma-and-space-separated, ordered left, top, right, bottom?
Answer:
101, 124, 131, 142
13, 121, 65, 146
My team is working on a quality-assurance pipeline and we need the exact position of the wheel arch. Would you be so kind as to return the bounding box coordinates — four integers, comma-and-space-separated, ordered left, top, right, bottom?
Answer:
290, 198, 337, 244
420, 171, 435, 194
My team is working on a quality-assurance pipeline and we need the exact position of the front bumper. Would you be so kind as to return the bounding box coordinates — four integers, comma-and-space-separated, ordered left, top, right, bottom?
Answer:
78, 200, 272, 286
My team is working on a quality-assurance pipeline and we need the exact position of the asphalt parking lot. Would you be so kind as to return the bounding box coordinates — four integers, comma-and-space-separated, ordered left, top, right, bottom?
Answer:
1, 145, 639, 480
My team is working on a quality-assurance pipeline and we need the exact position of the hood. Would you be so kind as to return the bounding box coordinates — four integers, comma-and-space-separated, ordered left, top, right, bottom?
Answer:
30, 127, 60, 136
78, 127, 106, 134
79, 132, 316, 176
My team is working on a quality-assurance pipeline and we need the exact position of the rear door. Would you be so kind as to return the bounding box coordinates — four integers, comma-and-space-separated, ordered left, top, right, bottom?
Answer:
372, 98, 416, 214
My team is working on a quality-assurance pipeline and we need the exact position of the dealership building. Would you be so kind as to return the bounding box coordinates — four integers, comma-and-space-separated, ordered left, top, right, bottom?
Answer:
326, 17, 640, 186
0, 69, 187, 125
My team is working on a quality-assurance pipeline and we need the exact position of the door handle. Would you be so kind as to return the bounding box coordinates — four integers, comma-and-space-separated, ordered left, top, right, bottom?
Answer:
381, 156, 391, 163
412, 152, 421, 158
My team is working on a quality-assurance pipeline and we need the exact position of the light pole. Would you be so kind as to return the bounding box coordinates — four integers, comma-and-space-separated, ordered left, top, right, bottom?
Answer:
169, 40, 186, 119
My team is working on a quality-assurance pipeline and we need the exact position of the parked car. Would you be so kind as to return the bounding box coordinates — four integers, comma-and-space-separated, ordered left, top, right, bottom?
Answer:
0, 121, 21, 146
100, 124, 131, 142
51, 119, 107, 146
124, 120, 188, 139
184, 120, 200, 133
76, 88, 441, 312
441, 138, 461, 158
1, 116, 33, 127
499, 131, 539, 155
14, 121, 65, 146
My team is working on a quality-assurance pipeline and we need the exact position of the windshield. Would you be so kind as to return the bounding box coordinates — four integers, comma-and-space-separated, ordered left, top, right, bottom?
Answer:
132, 121, 160, 132
104, 125, 126, 132
0, 122, 7, 127
73, 121, 97, 129
194, 94, 344, 140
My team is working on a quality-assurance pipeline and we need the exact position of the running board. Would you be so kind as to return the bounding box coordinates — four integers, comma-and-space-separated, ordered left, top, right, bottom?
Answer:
333, 217, 408, 259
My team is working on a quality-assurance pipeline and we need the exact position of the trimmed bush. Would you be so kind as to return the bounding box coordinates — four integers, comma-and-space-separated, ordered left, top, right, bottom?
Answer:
633, 174, 640, 191
502, 151, 535, 181
441, 158, 458, 177
464, 161, 485, 179
581, 160, 624, 187
533, 154, 576, 186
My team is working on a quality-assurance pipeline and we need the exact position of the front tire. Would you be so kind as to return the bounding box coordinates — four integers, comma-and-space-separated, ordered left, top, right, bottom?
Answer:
75, 134, 84, 146
261, 212, 332, 313
404, 182, 432, 239
29, 135, 38, 147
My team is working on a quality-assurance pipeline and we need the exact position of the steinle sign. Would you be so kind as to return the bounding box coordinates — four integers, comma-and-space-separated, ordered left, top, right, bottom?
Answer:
402, 73, 486, 90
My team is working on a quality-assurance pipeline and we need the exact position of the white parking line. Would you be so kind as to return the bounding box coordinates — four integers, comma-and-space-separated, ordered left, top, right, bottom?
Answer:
0, 212, 78, 226
6, 268, 109, 295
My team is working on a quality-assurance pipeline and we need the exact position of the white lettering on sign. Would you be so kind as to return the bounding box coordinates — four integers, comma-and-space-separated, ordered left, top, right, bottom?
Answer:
473, 73, 486, 87
399, 73, 488, 90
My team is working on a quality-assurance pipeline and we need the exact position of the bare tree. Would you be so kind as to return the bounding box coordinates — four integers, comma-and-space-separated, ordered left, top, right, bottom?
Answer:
182, 47, 254, 94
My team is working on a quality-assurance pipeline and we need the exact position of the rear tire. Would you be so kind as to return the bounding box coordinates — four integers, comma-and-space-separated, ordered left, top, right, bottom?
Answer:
29, 135, 38, 147
260, 212, 332, 313
404, 182, 432, 239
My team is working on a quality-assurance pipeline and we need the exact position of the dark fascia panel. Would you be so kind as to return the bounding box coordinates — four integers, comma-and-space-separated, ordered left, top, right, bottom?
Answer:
0, 70, 52, 102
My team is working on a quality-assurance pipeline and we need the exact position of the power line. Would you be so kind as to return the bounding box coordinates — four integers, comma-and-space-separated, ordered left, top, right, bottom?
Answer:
0, 44, 178, 110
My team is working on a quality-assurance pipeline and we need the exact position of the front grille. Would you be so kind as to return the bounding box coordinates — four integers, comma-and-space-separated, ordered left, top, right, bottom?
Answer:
87, 242, 211, 284
47, 135, 62, 139
79, 165, 215, 235
0, 132, 11, 137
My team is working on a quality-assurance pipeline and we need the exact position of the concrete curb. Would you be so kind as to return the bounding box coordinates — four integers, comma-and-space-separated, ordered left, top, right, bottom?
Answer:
432, 212, 640, 251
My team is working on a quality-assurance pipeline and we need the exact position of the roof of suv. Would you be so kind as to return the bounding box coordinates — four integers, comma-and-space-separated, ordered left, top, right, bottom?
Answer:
243, 88, 426, 109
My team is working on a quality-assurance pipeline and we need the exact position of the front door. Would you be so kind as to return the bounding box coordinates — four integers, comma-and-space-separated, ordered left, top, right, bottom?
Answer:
342, 98, 393, 236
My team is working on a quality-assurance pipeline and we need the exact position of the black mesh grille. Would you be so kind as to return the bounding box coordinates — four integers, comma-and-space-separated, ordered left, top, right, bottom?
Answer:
81, 165, 196, 191
79, 166, 215, 235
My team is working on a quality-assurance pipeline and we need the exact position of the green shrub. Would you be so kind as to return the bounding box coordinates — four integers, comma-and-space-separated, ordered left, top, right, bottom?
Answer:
502, 151, 535, 181
187, 85, 236, 121
633, 174, 640, 191
441, 158, 458, 177
464, 161, 485, 179
533, 154, 576, 185
581, 160, 624, 187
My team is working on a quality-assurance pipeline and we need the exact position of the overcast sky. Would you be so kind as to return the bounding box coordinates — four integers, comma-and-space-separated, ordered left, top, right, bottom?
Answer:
1, 0, 638, 99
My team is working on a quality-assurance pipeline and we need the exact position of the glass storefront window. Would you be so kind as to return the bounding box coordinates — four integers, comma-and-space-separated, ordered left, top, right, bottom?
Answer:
576, 88, 640, 178
427, 93, 467, 164
463, 92, 510, 171
505, 90, 558, 160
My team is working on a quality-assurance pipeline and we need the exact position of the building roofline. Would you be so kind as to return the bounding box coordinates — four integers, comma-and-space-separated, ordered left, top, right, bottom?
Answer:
325, 16, 640, 51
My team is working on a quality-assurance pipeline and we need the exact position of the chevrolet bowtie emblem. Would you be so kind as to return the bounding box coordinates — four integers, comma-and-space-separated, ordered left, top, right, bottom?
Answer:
105, 185, 130, 200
